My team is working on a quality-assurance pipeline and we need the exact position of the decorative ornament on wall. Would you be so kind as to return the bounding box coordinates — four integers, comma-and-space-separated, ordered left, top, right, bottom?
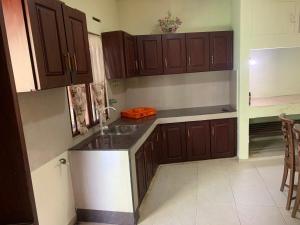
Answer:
158, 11, 182, 33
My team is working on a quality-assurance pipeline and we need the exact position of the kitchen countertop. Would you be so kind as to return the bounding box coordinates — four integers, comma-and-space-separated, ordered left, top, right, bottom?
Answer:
70, 105, 237, 151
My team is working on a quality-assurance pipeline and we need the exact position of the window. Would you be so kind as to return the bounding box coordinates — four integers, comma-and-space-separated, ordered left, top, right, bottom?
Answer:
67, 34, 107, 136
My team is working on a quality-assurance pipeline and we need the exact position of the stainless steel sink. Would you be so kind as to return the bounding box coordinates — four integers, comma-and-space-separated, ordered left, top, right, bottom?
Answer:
103, 124, 139, 136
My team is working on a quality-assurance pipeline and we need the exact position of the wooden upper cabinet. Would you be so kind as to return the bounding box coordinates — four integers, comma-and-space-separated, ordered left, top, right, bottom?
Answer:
102, 31, 138, 79
137, 35, 163, 76
210, 118, 236, 159
25, 0, 71, 89
186, 121, 211, 161
2, 0, 36, 92
186, 33, 210, 73
63, 5, 92, 84
102, 31, 126, 79
209, 31, 233, 71
162, 33, 187, 74
161, 123, 186, 163
124, 33, 138, 77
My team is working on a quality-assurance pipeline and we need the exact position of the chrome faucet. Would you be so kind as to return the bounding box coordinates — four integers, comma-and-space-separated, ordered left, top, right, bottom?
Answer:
99, 106, 117, 135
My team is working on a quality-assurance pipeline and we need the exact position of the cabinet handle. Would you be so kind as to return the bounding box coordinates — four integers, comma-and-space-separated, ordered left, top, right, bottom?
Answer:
187, 129, 190, 138
140, 60, 144, 70
188, 56, 191, 66
212, 127, 215, 136
211, 55, 214, 65
72, 54, 78, 72
135, 60, 138, 71
164, 58, 168, 68
163, 132, 166, 140
157, 132, 159, 142
64, 53, 72, 72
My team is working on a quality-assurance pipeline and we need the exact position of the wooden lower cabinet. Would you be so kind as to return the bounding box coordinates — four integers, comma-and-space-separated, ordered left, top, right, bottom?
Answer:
186, 121, 211, 161
151, 127, 161, 174
135, 146, 147, 205
143, 138, 153, 188
161, 123, 187, 163
210, 118, 236, 159
135, 118, 236, 205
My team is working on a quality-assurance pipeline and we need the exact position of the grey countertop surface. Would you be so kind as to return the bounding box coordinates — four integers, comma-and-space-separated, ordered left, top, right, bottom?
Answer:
70, 105, 236, 151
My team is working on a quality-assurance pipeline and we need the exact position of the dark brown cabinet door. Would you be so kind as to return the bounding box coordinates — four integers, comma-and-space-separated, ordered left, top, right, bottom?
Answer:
186, 33, 209, 73
161, 123, 186, 163
124, 33, 138, 77
26, 0, 71, 89
151, 126, 162, 174
209, 31, 233, 71
162, 33, 187, 74
135, 147, 147, 205
102, 31, 126, 79
144, 139, 153, 188
210, 118, 236, 159
186, 121, 211, 161
63, 5, 92, 84
137, 35, 163, 75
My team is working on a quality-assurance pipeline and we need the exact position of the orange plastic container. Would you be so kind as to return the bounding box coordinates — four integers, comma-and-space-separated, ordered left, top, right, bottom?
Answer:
121, 107, 157, 119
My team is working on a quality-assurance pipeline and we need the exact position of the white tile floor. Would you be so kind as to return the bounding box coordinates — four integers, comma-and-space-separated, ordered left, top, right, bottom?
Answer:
138, 158, 300, 225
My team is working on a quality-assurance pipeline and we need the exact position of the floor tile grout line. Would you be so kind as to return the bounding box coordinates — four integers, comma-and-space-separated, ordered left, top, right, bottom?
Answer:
227, 163, 243, 225
253, 162, 289, 225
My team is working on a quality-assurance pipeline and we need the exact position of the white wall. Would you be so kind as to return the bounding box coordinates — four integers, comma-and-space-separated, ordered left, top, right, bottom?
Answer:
117, 0, 232, 34
125, 71, 233, 110
31, 152, 76, 225
250, 47, 300, 98
18, 88, 102, 225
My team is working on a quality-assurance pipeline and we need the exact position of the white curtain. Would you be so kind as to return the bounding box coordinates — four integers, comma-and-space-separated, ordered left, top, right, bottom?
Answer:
88, 34, 109, 123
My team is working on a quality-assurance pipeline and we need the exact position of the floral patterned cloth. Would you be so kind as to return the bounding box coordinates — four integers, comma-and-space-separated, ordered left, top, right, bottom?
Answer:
91, 82, 106, 124
89, 34, 109, 123
69, 34, 107, 135
69, 85, 88, 134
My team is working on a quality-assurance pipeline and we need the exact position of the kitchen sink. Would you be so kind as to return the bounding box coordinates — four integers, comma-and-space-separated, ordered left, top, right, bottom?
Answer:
103, 124, 139, 136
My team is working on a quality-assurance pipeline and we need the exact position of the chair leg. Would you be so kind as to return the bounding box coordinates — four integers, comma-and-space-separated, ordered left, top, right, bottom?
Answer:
292, 172, 300, 218
281, 165, 288, 192
286, 170, 295, 210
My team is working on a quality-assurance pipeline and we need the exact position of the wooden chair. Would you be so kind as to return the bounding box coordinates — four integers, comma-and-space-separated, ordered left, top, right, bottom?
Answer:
279, 114, 298, 210
292, 124, 300, 218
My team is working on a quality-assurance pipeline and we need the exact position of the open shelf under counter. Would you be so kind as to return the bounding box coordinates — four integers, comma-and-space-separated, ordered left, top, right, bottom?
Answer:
250, 94, 300, 119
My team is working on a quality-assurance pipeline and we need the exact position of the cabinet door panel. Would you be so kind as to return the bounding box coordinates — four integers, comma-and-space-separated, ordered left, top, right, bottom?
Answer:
135, 147, 147, 205
144, 140, 153, 188
187, 121, 211, 161
210, 31, 233, 71
26, 0, 70, 89
102, 31, 126, 79
162, 33, 187, 74
210, 119, 236, 159
161, 123, 186, 163
186, 33, 209, 73
63, 5, 92, 84
124, 33, 138, 77
137, 35, 163, 75
152, 126, 162, 173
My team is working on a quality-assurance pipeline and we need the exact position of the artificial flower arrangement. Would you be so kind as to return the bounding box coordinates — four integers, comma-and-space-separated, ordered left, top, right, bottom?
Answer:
158, 11, 182, 33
